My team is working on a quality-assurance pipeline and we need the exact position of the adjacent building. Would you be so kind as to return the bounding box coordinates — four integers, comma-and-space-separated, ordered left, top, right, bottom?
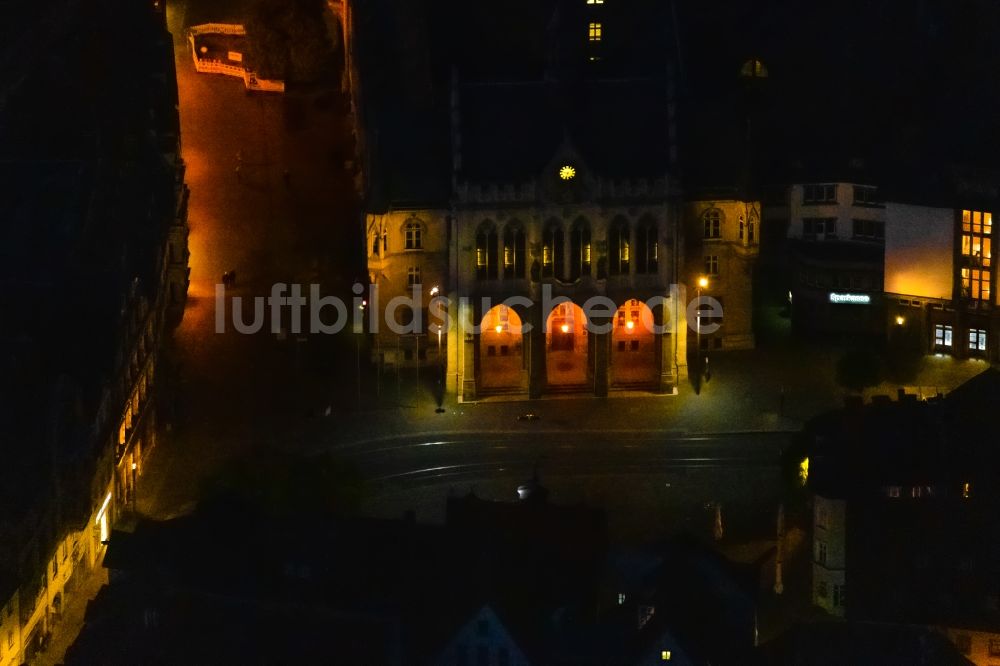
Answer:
0, 0, 188, 660
804, 374, 1000, 664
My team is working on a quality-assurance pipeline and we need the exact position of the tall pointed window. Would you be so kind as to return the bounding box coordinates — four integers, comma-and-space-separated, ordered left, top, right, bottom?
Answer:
476, 222, 499, 281
609, 218, 630, 276
635, 217, 658, 274
543, 221, 564, 279
503, 222, 526, 280
570, 218, 592, 280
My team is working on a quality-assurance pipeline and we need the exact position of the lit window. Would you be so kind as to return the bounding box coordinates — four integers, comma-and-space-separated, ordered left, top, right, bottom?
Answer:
704, 255, 719, 276
740, 58, 768, 78
407, 266, 421, 286
617, 593, 625, 605
886, 485, 901, 498
661, 650, 672, 661
588, 22, 602, 41
404, 220, 422, 249
609, 219, 630, 275
934, 324, 953, 348
587, 0, 605, 4
969, 328, 987, 352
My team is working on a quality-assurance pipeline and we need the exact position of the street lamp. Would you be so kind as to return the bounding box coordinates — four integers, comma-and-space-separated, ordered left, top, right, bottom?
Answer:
356, 299, 366, 410
431, 286, 445, 413
696, 276, 709, 380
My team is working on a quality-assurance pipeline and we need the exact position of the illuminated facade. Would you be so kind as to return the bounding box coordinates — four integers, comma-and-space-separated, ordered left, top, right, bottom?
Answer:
684, 196, 760, 353
885, 203, 998, 361
358, 0, 697, 399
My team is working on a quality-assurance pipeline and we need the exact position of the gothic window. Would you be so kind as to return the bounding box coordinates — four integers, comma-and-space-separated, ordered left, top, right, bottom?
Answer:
635, 217, 658, 274
476, 222, 499, 281
503, 222, 526, 279
570, 218, 592, 280
609, 218, 630, 275
543, 221, 564, 279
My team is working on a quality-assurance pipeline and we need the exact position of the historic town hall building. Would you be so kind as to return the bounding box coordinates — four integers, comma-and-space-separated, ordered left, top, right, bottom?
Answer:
355, 0, 758, 399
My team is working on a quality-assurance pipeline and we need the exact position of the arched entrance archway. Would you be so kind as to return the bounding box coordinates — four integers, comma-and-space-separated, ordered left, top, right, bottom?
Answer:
610, 299, 657, 387
546, 301, 589, 387
480, 305, 526, 391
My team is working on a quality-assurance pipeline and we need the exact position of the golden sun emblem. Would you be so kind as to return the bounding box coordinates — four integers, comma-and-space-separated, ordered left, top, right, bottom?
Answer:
559, 165, 577, 180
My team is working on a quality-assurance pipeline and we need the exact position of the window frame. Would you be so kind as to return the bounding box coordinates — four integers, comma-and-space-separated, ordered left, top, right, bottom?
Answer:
403, 219, 423, 250
704, 254, 719, 276
803, 184, 838, 204
703, 209, 722, 240
933, 324, 953, 348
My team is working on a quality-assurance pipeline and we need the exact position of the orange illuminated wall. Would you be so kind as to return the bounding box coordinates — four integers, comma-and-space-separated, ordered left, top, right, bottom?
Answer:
884, 203, 954, 299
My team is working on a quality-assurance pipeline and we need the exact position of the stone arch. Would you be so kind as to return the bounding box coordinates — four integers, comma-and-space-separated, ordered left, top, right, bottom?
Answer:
479, 304, 527, 392
545, 300, 589, 387
610, 298, 658, 387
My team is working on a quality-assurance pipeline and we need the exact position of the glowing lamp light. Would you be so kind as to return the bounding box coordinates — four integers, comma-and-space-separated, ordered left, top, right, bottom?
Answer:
625, 320, 635, 331
559, 165, 576, 181
131, 462, 137, 471
895, 315, 905, 326
698, 277, 709, 289
430, 286, 439, 296
560, 323, 570, 334
495, 325, 503, 334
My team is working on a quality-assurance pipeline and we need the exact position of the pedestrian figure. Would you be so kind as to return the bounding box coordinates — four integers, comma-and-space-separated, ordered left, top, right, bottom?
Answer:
229, 270, 237, 287
222, 271, 230, 287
